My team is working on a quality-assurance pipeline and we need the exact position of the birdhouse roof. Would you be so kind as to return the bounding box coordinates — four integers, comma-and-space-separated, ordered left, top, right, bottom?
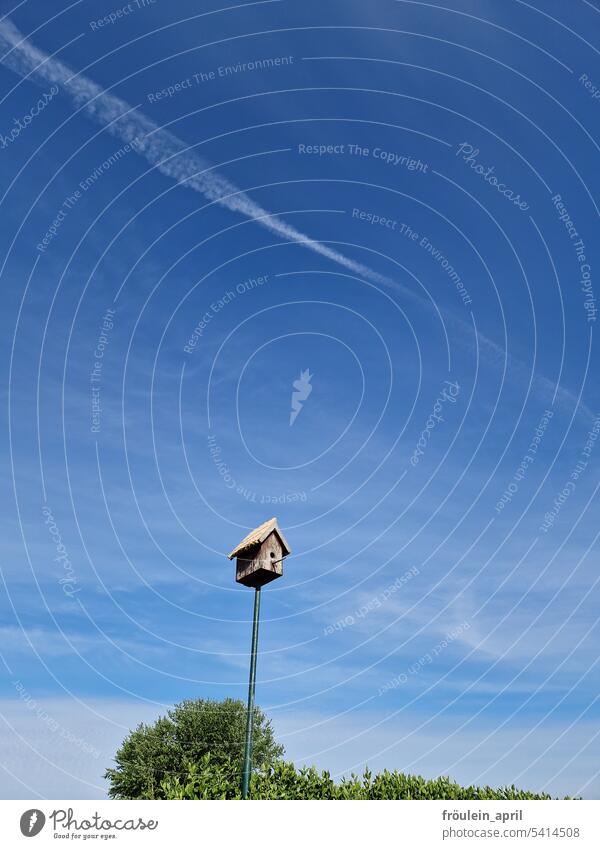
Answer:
228, 517, 291, 560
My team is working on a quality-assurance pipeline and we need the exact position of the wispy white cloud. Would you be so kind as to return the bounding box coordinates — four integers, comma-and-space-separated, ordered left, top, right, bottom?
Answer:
0, 697, 161, 798
0, 625, 101, 656
0, 18, 400, 292
0, 17, 594, 423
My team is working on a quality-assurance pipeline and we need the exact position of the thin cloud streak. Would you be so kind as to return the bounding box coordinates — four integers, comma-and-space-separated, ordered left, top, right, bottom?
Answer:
0, 18, 593, 422
0, 18, 397, 289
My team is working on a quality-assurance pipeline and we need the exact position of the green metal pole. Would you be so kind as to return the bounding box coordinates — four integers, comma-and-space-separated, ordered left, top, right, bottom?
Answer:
241, 586, 261, 799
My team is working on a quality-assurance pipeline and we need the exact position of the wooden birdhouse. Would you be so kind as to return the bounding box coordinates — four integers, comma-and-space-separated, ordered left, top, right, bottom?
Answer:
228, 517, 291, 588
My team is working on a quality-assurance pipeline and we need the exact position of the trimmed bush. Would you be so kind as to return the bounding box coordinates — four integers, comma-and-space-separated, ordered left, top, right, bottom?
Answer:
160, 754, 558, 800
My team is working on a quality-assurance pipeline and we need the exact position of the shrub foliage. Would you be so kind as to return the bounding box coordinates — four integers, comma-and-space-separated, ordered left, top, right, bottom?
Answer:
160, 754, 556, 800
106, 698, 559, 800
104, 698, 283, 799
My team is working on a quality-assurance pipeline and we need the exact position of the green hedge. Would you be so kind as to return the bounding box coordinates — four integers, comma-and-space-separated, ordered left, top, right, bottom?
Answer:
160, 754, 558, 800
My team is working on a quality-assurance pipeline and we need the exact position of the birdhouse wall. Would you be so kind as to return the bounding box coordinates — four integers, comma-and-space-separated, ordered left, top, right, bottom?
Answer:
235, 533, 284, 588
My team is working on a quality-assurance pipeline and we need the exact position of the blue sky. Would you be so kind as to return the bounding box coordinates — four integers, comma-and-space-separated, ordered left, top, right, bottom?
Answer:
0, 0, 599, 798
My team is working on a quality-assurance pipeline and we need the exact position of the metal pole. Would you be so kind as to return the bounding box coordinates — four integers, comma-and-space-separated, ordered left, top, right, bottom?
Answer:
241, 586, 261, 799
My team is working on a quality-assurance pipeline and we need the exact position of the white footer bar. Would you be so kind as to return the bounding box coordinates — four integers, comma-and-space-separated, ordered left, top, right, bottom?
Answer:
1, 799, 598, 848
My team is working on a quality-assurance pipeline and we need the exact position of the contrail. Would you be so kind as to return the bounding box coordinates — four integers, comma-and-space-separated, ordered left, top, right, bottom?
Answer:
0, 17, 400, 290
0, 17, 594, 423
